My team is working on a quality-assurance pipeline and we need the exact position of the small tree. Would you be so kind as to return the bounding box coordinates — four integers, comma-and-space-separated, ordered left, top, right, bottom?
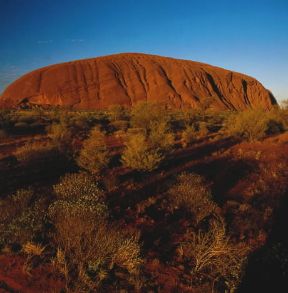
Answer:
77, 128, 109, 174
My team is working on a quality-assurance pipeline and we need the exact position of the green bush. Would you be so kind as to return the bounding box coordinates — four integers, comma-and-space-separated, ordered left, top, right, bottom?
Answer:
76, 128, 109, 174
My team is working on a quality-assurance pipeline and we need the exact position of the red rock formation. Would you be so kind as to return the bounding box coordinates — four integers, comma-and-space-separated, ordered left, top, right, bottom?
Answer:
0, 53, 277, 110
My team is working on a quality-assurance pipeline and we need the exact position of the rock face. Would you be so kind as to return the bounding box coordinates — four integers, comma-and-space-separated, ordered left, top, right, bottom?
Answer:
0, 53, 277, 110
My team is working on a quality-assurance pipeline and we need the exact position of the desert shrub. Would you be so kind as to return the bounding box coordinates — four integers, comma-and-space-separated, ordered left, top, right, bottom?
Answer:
121, 110, 174, 171
130, 101, 170, 134
0, 189, 48, 246
76, 127, 109, 174
225, 109, 285, 141
121, 133, 163, 171
4, 206, 46, 246
51, 216, 142, 291
178, 108, 207, 129
48, 199, 107, 229
53, 172, 104, 202
0, 189, 34, 224
180, 221, 247, 291
14, 140, 58, 163
50, 175, 142, 291
168, 173, 217, 224
52, 172, 107, 220
47, 122, 74, 154
148, 121, 174, 151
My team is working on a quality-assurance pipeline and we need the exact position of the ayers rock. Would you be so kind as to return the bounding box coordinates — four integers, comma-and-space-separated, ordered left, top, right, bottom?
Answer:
0, 53, 277, 110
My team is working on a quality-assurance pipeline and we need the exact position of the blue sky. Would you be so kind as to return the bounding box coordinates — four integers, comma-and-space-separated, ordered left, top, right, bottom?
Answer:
1, 0, 287, 101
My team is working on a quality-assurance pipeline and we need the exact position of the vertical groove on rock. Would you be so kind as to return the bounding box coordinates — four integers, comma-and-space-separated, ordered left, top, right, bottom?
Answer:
203, 70, 236, 110
158, 64, 182, 101
135, 58, 150, 99
242, 80, 252, 107
131, 60, 148, 99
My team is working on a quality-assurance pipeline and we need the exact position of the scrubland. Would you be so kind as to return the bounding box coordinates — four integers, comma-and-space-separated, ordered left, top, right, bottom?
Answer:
0, 101, 288, 292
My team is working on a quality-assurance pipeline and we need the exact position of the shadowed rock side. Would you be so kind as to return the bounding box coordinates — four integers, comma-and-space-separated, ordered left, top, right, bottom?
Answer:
0, 53, 277, 110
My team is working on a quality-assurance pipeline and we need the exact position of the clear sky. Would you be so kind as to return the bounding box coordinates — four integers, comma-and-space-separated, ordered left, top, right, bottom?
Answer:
1, 0, 287, 101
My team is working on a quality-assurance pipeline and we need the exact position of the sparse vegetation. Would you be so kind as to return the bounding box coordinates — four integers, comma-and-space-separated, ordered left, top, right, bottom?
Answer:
0, 106, 287, 292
